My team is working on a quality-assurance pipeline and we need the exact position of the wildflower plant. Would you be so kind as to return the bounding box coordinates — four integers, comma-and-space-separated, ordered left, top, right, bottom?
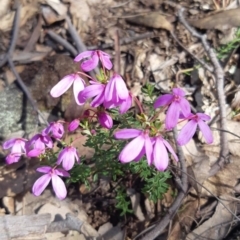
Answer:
2, 50, 213, 214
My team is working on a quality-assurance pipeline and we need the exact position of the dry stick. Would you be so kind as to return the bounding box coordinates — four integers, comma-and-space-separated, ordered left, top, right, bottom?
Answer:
114, 29, 121, 73
88, 32, 155, 50
65, 15, 99, 77
46, 30, 78, 56
141, 129, 188, 240
177, 8, 229, 176
0, 1, 20, 68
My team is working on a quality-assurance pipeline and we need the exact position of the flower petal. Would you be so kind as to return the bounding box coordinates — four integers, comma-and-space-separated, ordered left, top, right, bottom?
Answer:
73, 75, 85, 105
114, 75, 129, 100
74, 51, 93, 62
119, 135, 145, 163
32, 174, 51, 196
119, 94, 132, 114
162, 139, 179, 162
36, 166, 52, 173
6, 153, 21, 164
196, 113, 211, 121
68, 119, 80, 132
198, 120, 213, 144
114, 129, 142, 139
154, 94, 173, 109
27, 149, 44, 157
91, 89, 105, 107
99, 51, 113, 70
179, 98, 191, 118
153, 138, 169, 171
50, 75, 74, 98
62, 150, 75, 171
177, 120, 197, 146
166, 102, 180, 130
52, 175, 67, 200
81, 52, 99, 72
145, 135, 153, 165
55, 169, 70, 177
172, 88, 185, 97
3, 138, 16, 149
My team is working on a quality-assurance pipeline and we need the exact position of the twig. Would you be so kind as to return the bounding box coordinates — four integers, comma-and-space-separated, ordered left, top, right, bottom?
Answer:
7, 57, 48, 125
88, 32, 155, 50
46, 30, 78, 56
114, 29, 121, 73
141, 129, 188, 240
65, 15, 99, 77
0, 1, 21, 68
175, 8, 229, 175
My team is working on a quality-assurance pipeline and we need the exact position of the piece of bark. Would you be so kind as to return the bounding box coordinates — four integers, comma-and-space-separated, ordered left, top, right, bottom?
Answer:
0, 214, 51, 240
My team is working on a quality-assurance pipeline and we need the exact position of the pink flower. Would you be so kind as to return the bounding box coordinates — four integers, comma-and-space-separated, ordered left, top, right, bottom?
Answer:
32, 166, 70, 200
68, 119, 80, 132
104, 74, 129, 109
57, 146, 79, 171
78, 81, 105, 107
98, 112, 113, 129
3, 138, 27, 164
74, 50, 112, 71
42, 122, 64, 139
154, 88, 191, 130
50, 74, 85, 105
26, 134, 53, 157
119, 93, 132, 114
177, 113, 213, 146
153, 136, 178, 171
114, 129, 153, 165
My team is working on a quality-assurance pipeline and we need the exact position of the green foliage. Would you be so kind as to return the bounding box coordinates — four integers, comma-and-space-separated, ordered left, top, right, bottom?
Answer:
115, 187, 133, 216
66, 85, 173, 214
217, 28, 240, 60
130, 160, 171, 202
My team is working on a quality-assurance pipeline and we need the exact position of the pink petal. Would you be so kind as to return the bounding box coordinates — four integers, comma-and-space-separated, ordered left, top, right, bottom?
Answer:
74, 51, 94, 62
98, 112, 113, 129
52, 175, 67, 200
119, 94, 132, 114
68, 119, 79, 132
196, 113, 211, 121
73, 75, 85, 105
6, 154, 21, 164
27, 149, 44, 157
11, 143, 22, 154
172, 88, 185, 97
91, 90, 105, 107
162, 139, 179, 162
114, 75, 129, 100
55, 169, 70, 177
36, 166, 52, 173
166, 102, 180, 130
119, 135, 145, 163
57, 148, 67, 165
32, 174, 51, 196
153, 138, 169, 171
145, 135, 153, 165
81, 52, 99, 72
50, 75, 74, 98
177, 120, 197, 146
179, 98, 191, 118
198, 120, 213, 144
114, 129, 142, 139
134, 147, 145, 161
62, 150, 75, 171
154, 94, 173, 109
99, 52, 113, 70
3, 138, 16, 149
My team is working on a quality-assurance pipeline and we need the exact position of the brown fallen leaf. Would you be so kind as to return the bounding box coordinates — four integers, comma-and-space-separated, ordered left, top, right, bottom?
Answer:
189, 7, 240, 30
126, 11, 174, 31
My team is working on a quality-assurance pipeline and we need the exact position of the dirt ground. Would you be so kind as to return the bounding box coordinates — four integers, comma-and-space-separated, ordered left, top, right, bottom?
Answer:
1, 0, 240, 239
